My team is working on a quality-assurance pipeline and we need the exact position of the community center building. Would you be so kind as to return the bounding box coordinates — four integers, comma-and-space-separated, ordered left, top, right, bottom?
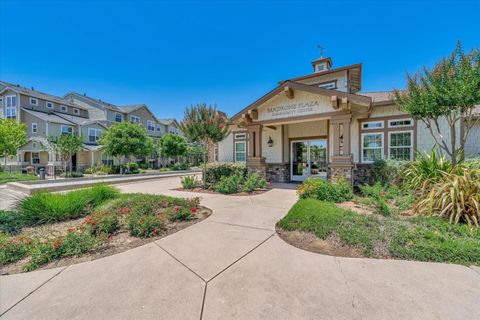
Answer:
215, 56, 480, 185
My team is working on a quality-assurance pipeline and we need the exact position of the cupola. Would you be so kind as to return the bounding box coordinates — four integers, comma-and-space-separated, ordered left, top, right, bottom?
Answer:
311, 57, 332, 73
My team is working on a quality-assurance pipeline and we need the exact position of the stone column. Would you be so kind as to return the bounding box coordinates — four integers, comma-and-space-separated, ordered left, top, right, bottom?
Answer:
329, 114, 353, 184
246, 124, 266, 177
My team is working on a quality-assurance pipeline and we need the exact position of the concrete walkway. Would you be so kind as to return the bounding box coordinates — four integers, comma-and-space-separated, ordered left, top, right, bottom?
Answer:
1, 177, 479, 319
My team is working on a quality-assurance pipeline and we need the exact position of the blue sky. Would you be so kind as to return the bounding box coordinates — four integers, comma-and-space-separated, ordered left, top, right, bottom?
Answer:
1, 0, 479, 120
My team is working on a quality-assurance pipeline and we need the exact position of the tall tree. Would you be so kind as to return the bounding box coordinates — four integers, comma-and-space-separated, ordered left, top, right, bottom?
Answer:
0, 119, 27, 167
48, 133, 83, 174
160, 133, 188, 158
180, 103, 229, 187
99, 122, 152, 173
394, 42, 480, 164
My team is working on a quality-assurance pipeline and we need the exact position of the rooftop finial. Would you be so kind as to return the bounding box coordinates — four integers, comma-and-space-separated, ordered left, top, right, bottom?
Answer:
317, 44, 325, 58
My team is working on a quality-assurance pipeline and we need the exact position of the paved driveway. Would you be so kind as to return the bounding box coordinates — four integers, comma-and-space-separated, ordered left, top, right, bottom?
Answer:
1, 177, 479, 319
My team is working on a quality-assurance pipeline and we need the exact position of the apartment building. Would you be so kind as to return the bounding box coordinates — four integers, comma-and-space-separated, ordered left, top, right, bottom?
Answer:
0, 81, 182, 173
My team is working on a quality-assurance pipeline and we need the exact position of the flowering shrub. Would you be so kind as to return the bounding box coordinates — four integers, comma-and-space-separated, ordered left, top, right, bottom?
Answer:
0, 234, 33, 265
242, 173, 267, 192
84, 211, 119, 236
297, 177, 353, 203
205, 162, 247, 187
167, 205, 194, 221
126, 213, 164, 238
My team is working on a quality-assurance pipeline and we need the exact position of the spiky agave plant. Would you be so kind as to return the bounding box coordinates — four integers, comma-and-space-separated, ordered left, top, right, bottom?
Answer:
415, 167, 480, 228
180, 103, 229, 188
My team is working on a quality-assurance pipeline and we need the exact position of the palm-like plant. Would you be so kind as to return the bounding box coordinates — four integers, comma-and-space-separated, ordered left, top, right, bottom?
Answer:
180, 103, 229, 187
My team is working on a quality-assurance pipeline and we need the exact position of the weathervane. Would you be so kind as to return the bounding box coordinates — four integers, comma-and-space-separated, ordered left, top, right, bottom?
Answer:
317, 44, 325, 58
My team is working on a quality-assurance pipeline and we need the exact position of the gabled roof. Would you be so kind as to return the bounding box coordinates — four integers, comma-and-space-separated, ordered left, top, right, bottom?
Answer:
55, 113, 109, 128
64, 92, 122, 112
1, 81, 85, 109
359, 91, 397, 106
281, 63, 362, 88
21, 108, 76, 125
116, 104, 146, 113
231, 81, 372, 121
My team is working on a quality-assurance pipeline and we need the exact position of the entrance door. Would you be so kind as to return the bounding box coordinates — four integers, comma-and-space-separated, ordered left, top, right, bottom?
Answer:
291, 139, 328, 181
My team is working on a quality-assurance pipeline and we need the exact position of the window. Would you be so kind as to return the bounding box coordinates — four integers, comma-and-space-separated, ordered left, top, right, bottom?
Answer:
60, 105, 67, 112
361, 133, 384, 163
130, 115, 140, 124
388, 118, 413, 128
318, 81, 336, 89
147, 120, 155, 131
234, 141, 246, 162
115, 112, 123, 123
156, 124, 161, 131
362, 121, 384, 130
32, 123, 38, 133
61, 125, 73, 134
32, 152, 40, 164
73, 108, 80, 115
30, 98, 38, 105
169, 126, 178, 134
5, 95, 17, 119
389, 131, 413, 161
234, 132, 246, 140
316, 64, 326, 72
46, 102, 53, 109
88, 128, 102, 143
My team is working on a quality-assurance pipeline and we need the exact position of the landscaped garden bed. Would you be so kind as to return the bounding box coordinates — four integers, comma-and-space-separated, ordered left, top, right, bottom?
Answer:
277, 152, 480, 266
0, 172, 38, 184
178, 162, 270, 195
0, 184, 210, 274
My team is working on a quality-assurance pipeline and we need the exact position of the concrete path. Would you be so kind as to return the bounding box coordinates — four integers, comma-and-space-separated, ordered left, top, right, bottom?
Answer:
1, 177, 479, 319
0, 186, 27, 211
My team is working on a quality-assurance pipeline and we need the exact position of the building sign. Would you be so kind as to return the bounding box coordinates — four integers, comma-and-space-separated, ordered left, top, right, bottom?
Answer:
266, 100, 321, 119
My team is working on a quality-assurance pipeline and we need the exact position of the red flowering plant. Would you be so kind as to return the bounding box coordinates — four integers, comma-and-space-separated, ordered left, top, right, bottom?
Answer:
84, 211, 119, 236
0, 234, 33, 265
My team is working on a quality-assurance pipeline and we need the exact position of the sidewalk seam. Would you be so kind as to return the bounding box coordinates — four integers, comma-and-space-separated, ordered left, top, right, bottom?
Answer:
334, 258, 363, 320
0, 266, 68, 317
207, 233, 275, 284
207, 219, 274, 232
153, 242, 207, 283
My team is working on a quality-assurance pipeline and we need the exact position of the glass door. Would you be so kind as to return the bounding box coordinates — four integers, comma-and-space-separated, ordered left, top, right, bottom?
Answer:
291, 139, 328, 181
291, 141, 308, 181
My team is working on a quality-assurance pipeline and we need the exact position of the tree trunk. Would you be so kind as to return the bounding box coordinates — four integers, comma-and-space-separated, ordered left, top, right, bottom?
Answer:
202, 139, 208, 189
450, 123, 457, 165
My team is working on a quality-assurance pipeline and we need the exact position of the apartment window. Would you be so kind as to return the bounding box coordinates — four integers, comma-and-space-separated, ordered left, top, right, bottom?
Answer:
362, 121, 384, 130
234, 132, 246, 140
73, 108, 80, 115
156, 124, 161, 132
147, 120, 155, 131
234, 141, 246, 162
32, 152, 40, 164
60, 105, 67, 112
361, 133, 384, 163
389, 131, 413, 161
115, 112, 123, 123
5, 95, 17, 119
61, 125, 73, 134
32, 123, 38, 133
30, 98, 38, 105
388, 118, 413, 128
318, 81, 336, 89
130, 115, 140, 124
46, 102, 54, 109
168, 126, 178, 134
88, 128, 102, 143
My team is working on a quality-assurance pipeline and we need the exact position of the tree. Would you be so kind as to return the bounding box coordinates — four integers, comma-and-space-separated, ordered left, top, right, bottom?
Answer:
0, 119, 27, 167
180, 103, 229, 187
394, 42, 480, 165
99, 122, 153, 173
49, 133, 83, 174
160, 133, 188, 158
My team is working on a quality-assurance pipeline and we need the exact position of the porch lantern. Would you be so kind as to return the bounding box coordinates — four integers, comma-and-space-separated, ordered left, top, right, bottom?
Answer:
267, 136, 274, 147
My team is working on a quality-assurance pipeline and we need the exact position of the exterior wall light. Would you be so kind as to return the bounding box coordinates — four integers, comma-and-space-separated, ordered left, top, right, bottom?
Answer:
267, 136, 274, 147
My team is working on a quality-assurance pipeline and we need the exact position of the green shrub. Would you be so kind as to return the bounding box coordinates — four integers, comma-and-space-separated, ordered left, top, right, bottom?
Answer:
205, 162, 247, 186
297, 177, 353, 203
171, 163, 190, 171
212, 172, 244, 194
126, 213, 164, 238
25, 231, 98, 271
18, 184, 119, 225
371, 159, 407, 186
60, 171, 84, 178
360, 183, 391, 216
242, 173, 267, 192
0, 234, 33, 265
84, 211, 119, 236
167, 205, 194, 221
0, 210, 25, 235
181, 175, 199, 189
84, 168, 94, 174
124, 162, 140, 174
138, 162, 150, 170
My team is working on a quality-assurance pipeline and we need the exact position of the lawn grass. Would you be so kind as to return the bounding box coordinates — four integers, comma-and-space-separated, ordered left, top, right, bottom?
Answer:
0, 172, 38, 184
277, 199, 480, 266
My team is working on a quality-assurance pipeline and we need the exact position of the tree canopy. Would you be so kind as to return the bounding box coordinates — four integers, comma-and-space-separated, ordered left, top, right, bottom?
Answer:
100, 122, 153, 159
394, 42, 480, 164
0, 119, 27, 166
48, 133, 83, 173
160, 133, 188, 158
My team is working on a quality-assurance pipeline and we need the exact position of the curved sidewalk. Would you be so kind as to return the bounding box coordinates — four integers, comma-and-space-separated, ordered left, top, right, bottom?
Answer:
1, 177, 479, 319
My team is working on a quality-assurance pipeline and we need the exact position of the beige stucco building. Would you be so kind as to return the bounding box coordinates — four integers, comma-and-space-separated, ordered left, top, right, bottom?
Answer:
0, 81, 182, 173
216, 57, 480, 184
